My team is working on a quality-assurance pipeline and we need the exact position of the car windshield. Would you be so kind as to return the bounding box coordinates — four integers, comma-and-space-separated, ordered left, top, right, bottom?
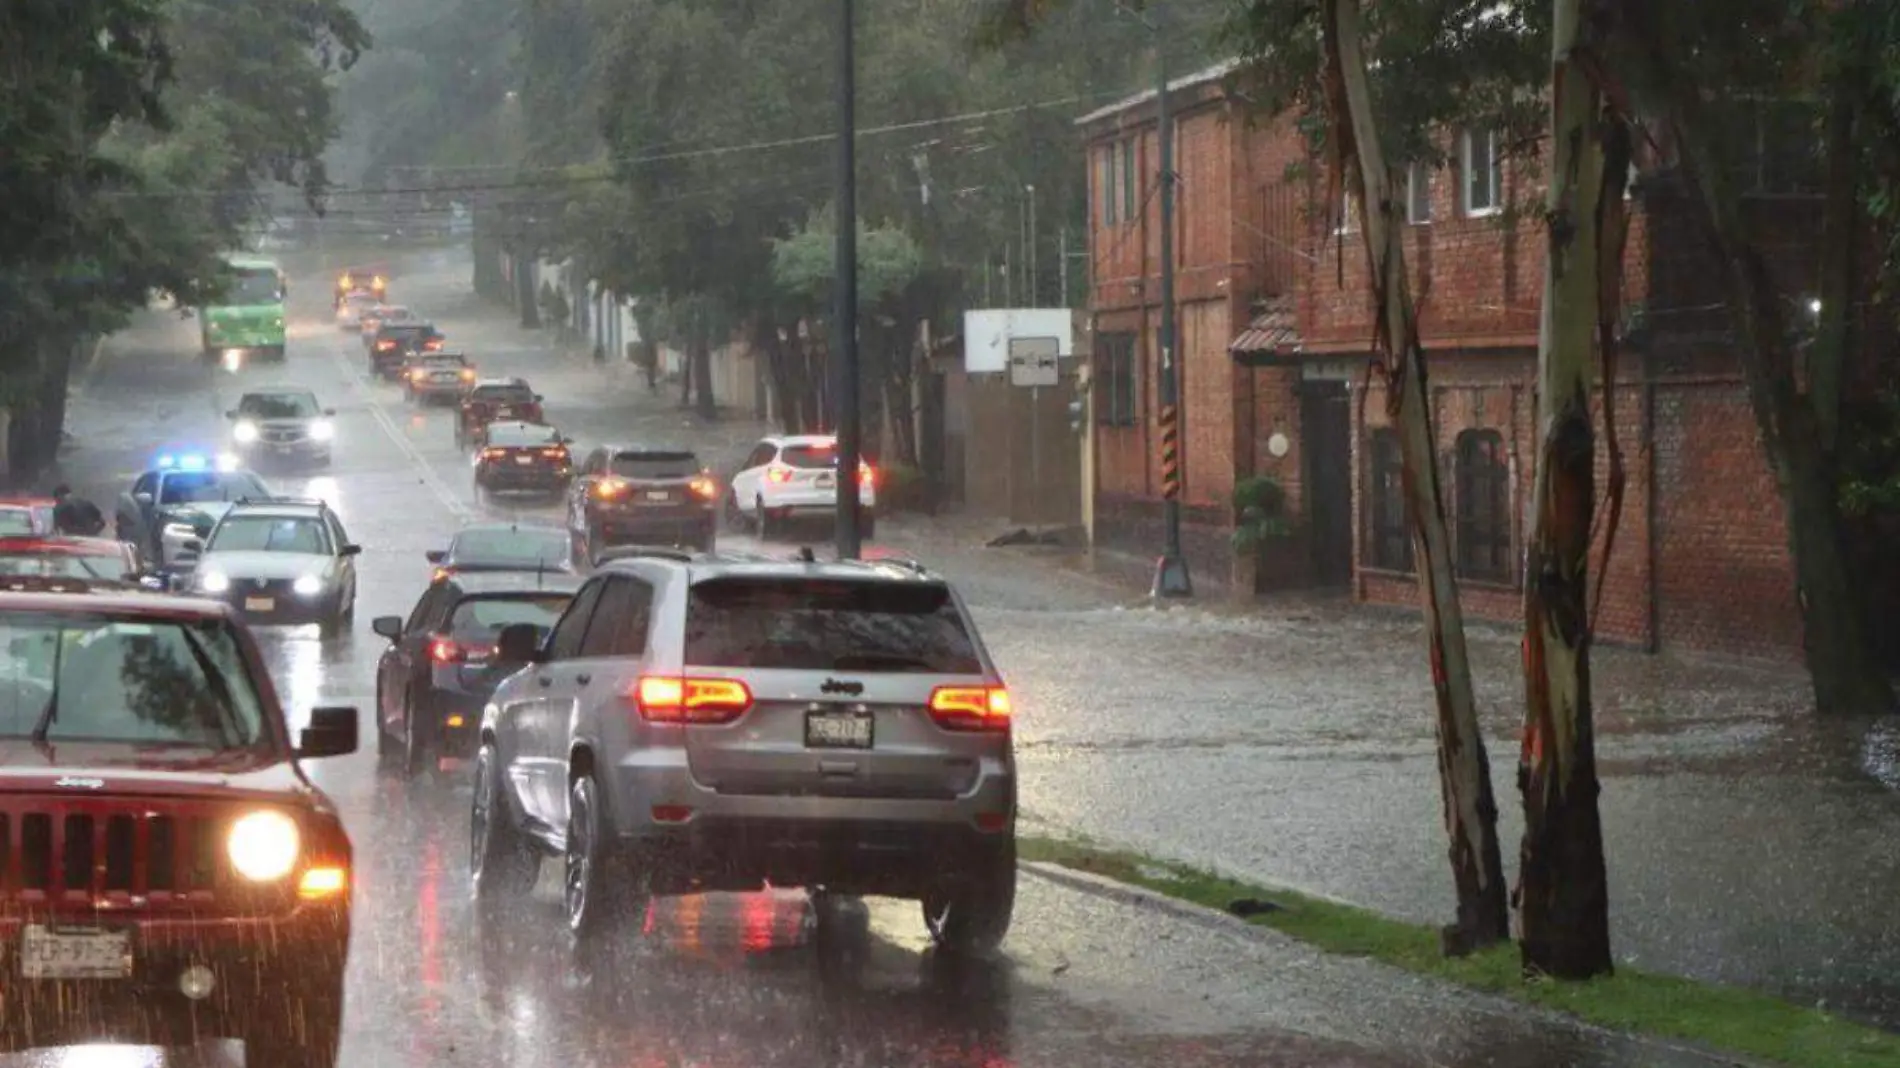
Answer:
474, 386, 534, 404
0, 615, 269, 748
611, 450, 698, 479
208, 515, 329, 554
685, 578, 982, 673
383, 325, 435, 342
238, 393, 320, 419
159, 471, 269, 505
0, 551, 126, 581
0, 509, 35, 536
450, 528, 568, 566
423, 356, 468, 369
781, 443, 840, 469
227, 268, 282, 305
488, 423, 560, 447
447, 593, 571, 644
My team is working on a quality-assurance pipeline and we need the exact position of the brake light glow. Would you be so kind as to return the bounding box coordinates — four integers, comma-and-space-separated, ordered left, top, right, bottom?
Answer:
460, 369, 476, 381
409, 368, 426, 380
298, 867, 348, 899
430, 636, 493, 663
541, 446, 569, 461
594, 478, 628, 499
765, 464, 793, 484
927, 686, 1012, 732
858, 462, 875, 489
689, 476, 717, 499
481, 447, 507, 462
372, 275, 385, 288
634, 676, 753, 724
337, 274, 350, 288
376, 340, 396, 351
424, 339, 443, 350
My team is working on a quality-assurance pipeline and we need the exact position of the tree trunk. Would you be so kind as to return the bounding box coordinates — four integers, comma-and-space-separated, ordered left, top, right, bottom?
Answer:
1322, 0, 1509, 953
692, 334, 716, 420
1516, 0, 1613, 980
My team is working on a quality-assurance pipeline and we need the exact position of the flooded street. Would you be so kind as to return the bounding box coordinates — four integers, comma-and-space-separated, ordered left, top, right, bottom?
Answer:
5, 249, 1892, 1065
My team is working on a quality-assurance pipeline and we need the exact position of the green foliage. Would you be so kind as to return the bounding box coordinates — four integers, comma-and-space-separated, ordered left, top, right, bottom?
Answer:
1839, 387, 1900, 517
1230, 474, 1288, 552
771, 210, 923, 312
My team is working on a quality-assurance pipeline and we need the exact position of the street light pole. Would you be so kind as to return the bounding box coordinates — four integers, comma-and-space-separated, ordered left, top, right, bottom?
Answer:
1152, 43, 1192, 597
834, 0, 863, 559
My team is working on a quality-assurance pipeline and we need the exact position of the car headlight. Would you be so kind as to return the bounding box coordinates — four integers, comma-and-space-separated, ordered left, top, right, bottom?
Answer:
227, 810, 300, 881
293, 574, 323, 596
199, 570, 230, 593
233, 420, 259, 443
310, 420, 335, 442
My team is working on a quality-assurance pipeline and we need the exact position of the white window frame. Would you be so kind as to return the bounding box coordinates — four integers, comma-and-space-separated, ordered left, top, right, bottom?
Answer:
1406, 162, 1433, 224
1099, 147, 1118, 227
1462, 128, 1501, 217
1333, 191, 1360, 236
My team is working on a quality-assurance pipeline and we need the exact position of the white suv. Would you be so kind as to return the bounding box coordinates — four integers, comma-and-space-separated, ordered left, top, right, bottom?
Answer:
728, 434, 877, 540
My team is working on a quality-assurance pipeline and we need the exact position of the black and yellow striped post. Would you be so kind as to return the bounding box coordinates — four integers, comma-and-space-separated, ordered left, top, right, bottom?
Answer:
1159, 404, 1181, 500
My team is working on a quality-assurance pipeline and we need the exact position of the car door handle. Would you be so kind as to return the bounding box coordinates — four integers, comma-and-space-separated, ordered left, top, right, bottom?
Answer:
575, 673, 591, 686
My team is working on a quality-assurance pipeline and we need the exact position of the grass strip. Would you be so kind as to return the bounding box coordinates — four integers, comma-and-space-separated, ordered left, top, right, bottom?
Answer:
1019, 834, 1900, 1068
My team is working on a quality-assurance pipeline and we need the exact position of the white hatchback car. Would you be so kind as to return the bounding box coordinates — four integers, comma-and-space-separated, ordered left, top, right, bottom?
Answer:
729, 434, 877, 540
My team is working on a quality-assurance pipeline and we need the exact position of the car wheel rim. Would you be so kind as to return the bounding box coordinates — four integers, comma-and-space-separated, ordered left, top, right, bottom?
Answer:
470, 755, 493, 880
564, 783, 592, 926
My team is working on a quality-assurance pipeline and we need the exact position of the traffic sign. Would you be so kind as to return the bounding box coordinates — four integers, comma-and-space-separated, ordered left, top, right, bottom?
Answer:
1007, 336, 1060, 388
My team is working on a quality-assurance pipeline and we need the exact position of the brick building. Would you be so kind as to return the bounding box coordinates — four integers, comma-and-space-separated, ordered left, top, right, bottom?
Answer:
1079, 68, 1853, 660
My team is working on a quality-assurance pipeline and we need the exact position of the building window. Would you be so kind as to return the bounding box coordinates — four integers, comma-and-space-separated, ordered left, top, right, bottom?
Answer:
1099, 148, 1118, 227
1406, 162, 1433, 223
1121, 140, 1136, 221
1096, 332, 1137, 427
1334, 192, 1360, 236
1454, 429, 1512, 582
1367, 429, 1412, 572
1462, 127, 1501, 216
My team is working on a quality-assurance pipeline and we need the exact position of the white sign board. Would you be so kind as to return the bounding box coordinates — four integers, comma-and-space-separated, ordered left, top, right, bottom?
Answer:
1008, 337, 1060, 387
963, 309, 1074, 374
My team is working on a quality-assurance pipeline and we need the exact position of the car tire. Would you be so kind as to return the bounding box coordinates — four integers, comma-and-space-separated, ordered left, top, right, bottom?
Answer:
402, 692, 430, 778
241, 980, 342, 1068
319, 608, 346, 641
564, 770, 645, 942
471, 744, 540, 906
373, 677, 394, 764
921, 838, 1017, 956
724, 491, 749, 532
757, 497, 777, 541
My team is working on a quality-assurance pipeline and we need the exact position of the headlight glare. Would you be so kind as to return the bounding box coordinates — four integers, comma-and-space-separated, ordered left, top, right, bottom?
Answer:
310, 420, 335, 442
233, 420, 259, 443
293, 574, 323, 596
199, 570, 230, 593
227, 810, 300, 881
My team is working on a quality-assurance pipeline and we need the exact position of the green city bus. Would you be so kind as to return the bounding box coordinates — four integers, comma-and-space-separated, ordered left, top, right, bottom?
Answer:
200, 255, 288, 361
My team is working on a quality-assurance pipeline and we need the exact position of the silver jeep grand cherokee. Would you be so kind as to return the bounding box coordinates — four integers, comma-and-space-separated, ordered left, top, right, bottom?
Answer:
468, 551, 1017, 953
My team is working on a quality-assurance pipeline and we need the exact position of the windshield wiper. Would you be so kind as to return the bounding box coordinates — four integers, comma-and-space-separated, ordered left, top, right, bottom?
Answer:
29, 630, 65, 743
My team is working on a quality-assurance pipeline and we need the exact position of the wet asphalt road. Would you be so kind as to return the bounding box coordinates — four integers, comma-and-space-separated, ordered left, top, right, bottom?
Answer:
0, 246, 1880, 1065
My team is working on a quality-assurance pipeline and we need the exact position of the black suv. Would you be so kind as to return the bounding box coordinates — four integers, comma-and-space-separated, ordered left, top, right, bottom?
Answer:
371, 321, 444, 379
566, 444, 718, 561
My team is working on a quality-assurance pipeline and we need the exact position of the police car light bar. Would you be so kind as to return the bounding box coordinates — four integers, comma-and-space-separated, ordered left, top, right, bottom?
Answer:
155, 453, 240, 472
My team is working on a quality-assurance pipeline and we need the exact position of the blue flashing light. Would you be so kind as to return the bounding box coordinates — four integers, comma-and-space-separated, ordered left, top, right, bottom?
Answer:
178, 454, 209, 471
156, 454, 177, 469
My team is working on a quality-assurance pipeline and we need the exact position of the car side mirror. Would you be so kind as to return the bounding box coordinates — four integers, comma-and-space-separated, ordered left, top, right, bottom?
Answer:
180, 537, 204, 552
297, 706, 358, 759
340, 544, 362, 557
496, 622, 546, 664
134, 492, 153, 507
370, 615, 403, 641
425, 549, 446, 564
224, 410, 237, 420
324, 408, 337, 417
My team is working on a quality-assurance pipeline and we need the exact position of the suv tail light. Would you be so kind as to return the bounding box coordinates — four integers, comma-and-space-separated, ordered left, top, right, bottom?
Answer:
541, 446, 569, 462
858, 462, 875, 489
481, 447, 507, 462
765, 464, 793, 484
376, 340, 396, 351
460, 369, 477, 382
689, 475, 717, 499
634, 676, 752, 724
594, 478, 629, 500
428, 636, 493, 663
424, 339, 443, 351
928, 686, 1011, 732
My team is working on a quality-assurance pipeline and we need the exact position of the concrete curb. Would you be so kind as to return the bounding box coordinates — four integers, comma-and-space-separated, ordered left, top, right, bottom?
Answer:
1020, 859, 1773, 1068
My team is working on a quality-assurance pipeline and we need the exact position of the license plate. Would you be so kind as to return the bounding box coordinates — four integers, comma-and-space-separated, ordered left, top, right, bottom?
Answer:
515, 455, 535, 465
805, 708, 873, 749
496, 408, 516, 417
244, 596, 274, 611
645, 490, 672, 501
20, 925, 132, 980
273, 442, 295, 452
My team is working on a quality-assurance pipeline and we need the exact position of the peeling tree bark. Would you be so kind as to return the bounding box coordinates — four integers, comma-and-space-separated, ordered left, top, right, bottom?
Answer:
1516, 0, 1614, 980
1321, 0, 1509, 953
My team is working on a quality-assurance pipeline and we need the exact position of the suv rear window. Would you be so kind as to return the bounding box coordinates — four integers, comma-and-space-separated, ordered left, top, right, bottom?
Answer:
684, 579, 981, 674
448, 594, 571, 642
382, 325, 434, 341
473, 386, 534, 404
611, 451, 698, 479
488, 423, 560, 446
780, 443, 838, 470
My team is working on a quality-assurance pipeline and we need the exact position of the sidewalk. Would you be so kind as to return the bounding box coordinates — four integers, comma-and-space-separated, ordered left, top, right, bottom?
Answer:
431, 258, 1900, 1032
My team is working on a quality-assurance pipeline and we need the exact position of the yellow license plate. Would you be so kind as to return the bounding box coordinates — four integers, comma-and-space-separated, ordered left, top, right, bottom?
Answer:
244, 597, 274, 611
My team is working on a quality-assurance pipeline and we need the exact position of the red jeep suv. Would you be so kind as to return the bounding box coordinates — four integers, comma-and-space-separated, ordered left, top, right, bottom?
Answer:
0, 584, 358, 1066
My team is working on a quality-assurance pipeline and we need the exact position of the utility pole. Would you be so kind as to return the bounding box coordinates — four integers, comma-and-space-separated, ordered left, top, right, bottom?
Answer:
834, 0, 863, 559
1027, 184, 1039, 306
1152, 42, 1192, 597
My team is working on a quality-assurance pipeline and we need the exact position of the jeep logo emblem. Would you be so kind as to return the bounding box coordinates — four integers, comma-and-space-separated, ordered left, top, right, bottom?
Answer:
819, 678, 864, 696
55, 777, 104, 790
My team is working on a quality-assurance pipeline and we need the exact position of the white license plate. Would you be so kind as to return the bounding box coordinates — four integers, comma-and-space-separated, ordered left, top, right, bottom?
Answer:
805, 709, 873, 749
244, 596, 274, 611
496, 408, 516, 417
20, 925, 132, 980
515, 455, 535, 465
272, 442, 295, 452
645, 490, 671, 501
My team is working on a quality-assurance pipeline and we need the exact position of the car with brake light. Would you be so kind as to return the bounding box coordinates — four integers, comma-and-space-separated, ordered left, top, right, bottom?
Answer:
0, 589, 358, 1066
226, 389, 336, 468
186, 498, 360, 638
729, 434, 878, 540
426, 522, 578, 581
0, 536, 148, 589
371, 570, 581, 776
358, 304, 417, 349
456, 377, 544, 448
568, 444, 718, 560
0, 496, 56, 535
114, 455, 271, 571
333, 267, 386, 309
335, 291, 378, 331
404, 351, 477, 404
469, 553, 1016, 952
472, 421, 574, 499
370, 320, 444, 379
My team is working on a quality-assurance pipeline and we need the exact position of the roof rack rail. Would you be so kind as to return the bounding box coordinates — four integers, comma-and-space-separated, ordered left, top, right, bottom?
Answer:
878, 556, 932, 575
594, 545, 698, 564
234, 495, 327, 507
